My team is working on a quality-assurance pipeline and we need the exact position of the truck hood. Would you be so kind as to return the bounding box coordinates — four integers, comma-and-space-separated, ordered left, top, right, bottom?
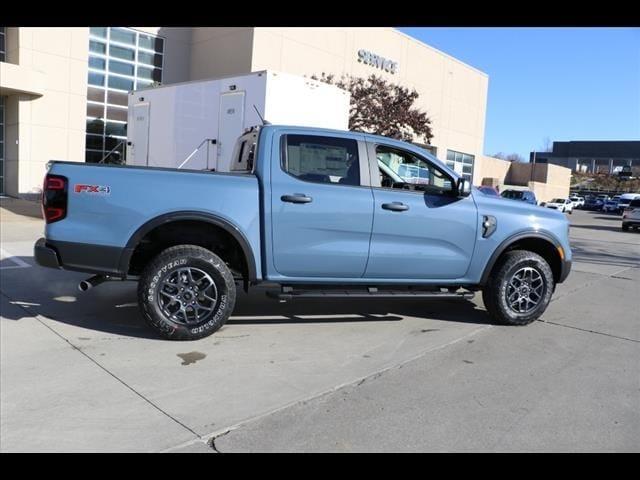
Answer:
473, 191, 566, 221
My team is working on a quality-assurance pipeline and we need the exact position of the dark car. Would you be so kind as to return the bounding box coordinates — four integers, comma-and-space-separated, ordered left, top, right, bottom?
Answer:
501, 189, 537, 205
584, 195, 609, 211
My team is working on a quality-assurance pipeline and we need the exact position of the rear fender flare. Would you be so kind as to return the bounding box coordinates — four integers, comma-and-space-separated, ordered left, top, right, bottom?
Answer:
118, 211, 257, 281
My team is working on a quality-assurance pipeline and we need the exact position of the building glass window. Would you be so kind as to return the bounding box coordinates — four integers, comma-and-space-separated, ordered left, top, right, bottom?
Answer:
110, 28, 136, 46
85, 27, 164, 163
88, 72, 105, 87
109, 59, 135, 76
89, 27, 107, 39
446, 149, 475, 182
89, 40, 106, 55
0, 27, 6, 62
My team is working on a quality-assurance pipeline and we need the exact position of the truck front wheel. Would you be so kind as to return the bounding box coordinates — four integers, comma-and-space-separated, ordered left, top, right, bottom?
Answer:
138, 245, 236, 340
482, 250, 554, 326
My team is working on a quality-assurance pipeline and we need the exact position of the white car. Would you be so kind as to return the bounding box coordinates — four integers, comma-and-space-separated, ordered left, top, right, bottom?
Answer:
569, 195, 584, 208
622, 198, 640, 231
543, 198, 573, 214
617, 193, 640, 213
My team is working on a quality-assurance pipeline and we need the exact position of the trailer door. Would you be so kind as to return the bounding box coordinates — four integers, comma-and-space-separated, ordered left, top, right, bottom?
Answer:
217, 92, 245, 171
131, 102, 150, 166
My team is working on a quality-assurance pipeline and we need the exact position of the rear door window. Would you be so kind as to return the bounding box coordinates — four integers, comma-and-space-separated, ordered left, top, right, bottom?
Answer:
282, 134, 360, 186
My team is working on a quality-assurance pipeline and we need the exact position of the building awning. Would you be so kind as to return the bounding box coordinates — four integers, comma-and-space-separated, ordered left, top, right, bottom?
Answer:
0, 62, 46, 97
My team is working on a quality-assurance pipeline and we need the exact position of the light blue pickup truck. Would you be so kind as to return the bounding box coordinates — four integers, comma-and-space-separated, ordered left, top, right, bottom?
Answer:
35, 125, 572, 340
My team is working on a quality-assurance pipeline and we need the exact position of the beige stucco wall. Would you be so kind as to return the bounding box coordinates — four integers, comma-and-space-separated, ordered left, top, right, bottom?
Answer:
188, 28, 254, 81
474, 155, 511, 186
249, 27, 488, 165
473, 155, 571, 202
526, 181, 570, 204
2, 27, 88, 197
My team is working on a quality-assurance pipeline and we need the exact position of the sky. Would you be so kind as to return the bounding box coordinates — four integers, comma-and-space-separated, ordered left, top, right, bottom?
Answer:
398, 27, 640, 160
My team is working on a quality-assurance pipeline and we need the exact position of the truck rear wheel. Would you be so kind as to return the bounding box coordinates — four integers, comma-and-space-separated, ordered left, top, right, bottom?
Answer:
482, 250, 554, 326
138, 245, 236, 340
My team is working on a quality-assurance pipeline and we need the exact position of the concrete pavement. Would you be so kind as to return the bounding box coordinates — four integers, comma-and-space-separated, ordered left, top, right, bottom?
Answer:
1, 204, 638, 452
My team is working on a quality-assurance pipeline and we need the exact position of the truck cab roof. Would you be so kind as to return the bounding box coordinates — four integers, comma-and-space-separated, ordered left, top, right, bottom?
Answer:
260, 124, 461, 183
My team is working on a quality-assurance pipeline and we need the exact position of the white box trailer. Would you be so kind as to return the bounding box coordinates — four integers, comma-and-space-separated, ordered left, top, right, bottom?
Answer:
125, 70, 350, 172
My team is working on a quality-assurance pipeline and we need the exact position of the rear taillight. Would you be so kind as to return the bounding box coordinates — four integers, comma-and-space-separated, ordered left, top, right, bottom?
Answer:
42, 174, 68, 224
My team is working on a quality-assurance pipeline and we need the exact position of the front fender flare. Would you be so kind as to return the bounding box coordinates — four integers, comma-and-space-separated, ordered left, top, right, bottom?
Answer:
479, 230, 564, 286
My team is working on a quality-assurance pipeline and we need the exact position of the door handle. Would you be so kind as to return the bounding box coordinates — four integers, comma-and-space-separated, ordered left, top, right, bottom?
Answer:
382, 202, 409, 212
281, 194, 313, 204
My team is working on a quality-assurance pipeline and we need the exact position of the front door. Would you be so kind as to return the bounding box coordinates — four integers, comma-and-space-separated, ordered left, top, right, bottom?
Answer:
270, 131, 374, 278
365, 142, 478, 280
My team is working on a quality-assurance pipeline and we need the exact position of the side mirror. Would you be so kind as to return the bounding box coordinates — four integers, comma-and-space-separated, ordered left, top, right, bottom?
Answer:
456, 178, 472, 197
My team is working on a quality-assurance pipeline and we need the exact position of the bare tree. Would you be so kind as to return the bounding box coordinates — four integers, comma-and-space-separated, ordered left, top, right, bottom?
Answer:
311, 73, 433, 143
493, 152, 525, 162
540, 137, 553, 152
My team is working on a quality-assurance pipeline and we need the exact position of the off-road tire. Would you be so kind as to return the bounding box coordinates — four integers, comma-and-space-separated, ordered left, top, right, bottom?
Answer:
482, 250, 554, 326
138, 245, 236, 340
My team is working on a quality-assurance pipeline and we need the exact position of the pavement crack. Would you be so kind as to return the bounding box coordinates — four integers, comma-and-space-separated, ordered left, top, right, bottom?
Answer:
210, 430, 231, 453
551, 266, 638, 304
0, 291, 203, 441
542, 320, 639, 344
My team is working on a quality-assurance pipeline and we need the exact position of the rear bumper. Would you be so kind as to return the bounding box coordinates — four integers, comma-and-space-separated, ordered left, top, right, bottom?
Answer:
34, 237, 125, 276
34, 238, 62, 269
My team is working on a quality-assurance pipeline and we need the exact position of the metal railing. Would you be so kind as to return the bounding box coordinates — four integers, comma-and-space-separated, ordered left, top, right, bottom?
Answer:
99, 139, 127, 165
177, 138, 217, 170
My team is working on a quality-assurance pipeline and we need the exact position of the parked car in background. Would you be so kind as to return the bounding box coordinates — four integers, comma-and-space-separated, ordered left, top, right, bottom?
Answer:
602, 196, 621, 213
501, 189, 538, 205
622, 198, 640, 231
542, 198, 573, 214
569, 195, 584, 208
584, 194, 609, 211
477, 186, 500, 197
617, 193, 640, 213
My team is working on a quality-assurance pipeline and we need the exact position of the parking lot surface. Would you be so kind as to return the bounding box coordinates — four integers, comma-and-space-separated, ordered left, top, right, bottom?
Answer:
1, 198, 638, 452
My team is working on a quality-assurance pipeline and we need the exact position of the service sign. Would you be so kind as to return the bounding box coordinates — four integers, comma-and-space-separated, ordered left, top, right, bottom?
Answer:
357, 49, 399, 74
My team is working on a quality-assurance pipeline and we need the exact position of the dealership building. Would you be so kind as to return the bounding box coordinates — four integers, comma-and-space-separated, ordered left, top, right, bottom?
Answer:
0, 27, 493, 197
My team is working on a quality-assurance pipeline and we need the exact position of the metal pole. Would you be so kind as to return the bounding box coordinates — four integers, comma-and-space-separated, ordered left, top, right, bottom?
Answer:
531, 150, 536, 182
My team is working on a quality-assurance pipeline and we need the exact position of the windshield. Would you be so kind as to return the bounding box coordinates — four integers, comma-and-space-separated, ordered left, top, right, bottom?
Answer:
551, 198, 565, 203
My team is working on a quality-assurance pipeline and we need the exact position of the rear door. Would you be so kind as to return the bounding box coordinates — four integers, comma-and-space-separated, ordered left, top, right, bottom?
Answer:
270, 130, 374, 278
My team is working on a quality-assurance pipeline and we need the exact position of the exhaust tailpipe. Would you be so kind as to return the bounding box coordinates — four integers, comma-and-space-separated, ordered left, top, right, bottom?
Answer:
78, 275, 108, 292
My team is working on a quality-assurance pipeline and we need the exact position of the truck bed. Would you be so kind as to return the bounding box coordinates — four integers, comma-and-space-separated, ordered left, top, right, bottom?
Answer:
44, 161, 262, 277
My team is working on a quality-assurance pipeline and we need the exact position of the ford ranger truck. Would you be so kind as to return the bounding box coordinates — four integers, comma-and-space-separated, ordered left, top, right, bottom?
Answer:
35, 125, 572, 340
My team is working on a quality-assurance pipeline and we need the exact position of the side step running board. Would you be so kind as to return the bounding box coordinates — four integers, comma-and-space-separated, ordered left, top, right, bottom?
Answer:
266, 286, 475, 301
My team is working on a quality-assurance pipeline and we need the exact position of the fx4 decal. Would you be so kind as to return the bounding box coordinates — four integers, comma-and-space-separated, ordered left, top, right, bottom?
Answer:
74, 184, 111, 195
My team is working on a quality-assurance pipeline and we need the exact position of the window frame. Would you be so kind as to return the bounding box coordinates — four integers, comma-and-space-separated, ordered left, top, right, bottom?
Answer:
367, 141, 459, 197
279, 133, 370, 188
